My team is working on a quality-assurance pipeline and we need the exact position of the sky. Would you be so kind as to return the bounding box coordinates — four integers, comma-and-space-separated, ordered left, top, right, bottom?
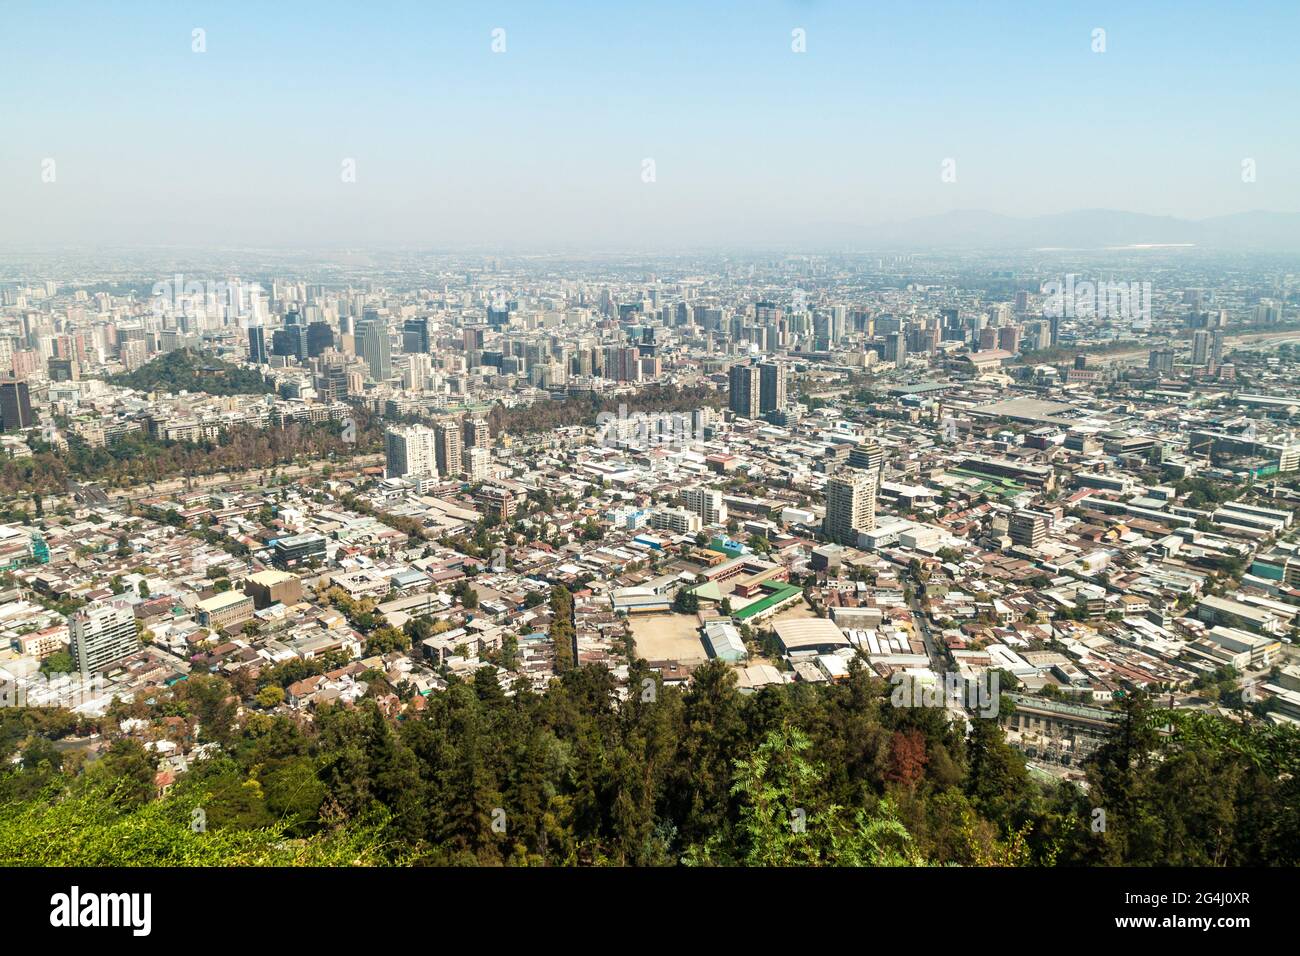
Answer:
2, 0, 1298, 249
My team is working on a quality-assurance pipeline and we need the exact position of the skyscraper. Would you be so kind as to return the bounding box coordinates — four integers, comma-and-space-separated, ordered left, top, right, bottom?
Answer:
248, 325, 268, 365
759, 361, 786, 414
884, 331, 907, 365
70, 603, 140, 675
402, 317, 431, 355
0, 378, 34, 432
357, 318, 392, 382
1191, 329, 1211, 366
823, 472, 877, 545
728, 363, 760, 418
306, 321, 334, 358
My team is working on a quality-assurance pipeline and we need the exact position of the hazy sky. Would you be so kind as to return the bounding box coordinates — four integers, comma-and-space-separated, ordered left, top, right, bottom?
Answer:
3, 0, 1298, 249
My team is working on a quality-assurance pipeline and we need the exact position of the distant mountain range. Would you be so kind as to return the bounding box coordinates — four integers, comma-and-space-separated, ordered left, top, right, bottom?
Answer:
838, 209, 1300, 251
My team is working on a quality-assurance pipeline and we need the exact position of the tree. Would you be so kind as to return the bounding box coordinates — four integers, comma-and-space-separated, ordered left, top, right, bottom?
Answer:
672, 589, 699, 614
255, 685, 285, 709
687, 725, 920, 866
39, 651, 74, 675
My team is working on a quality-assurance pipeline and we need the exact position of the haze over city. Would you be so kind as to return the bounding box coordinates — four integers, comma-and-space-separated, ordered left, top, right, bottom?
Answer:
4, 0, 1299, 250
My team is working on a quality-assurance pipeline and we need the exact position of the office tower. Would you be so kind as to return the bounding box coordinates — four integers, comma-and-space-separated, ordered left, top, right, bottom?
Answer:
463, 325, 487, 351
463, 418, 491, 449
1191, 329, 1211, 365
284, 308, 302, 326
272, 326, 305, 360
487, 305, 510, 327
385, 424, 438, 479
248, 325, 268, 364
357, 317, 392, 382
759, 361, 786, 414
402, 317, 431, 354
1048, 313, 1061, 348
728, 362, 760, 418
306, 321, 334, 358
977, 326, 998, 351
848, 440, 884, 475
318, 363, 349, 402
0, 378, 34, 432
997, 325, 1021, 353
47, 357, 77, 382
433, 420, 462, 477
70, 603, 140, 675
602, 346, 642, 382
823, 472, 877, 545
884, 331, 907, 364
680, 486, 727, 525
1074, 354, 1089, 371
1008, 510, 1049, 549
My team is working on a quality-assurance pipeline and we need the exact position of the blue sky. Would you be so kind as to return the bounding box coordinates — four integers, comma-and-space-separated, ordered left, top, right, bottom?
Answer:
2, 0, 1297, 248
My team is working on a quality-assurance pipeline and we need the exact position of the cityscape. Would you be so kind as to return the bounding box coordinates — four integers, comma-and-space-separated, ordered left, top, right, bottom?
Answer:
0, 2, 1296, 928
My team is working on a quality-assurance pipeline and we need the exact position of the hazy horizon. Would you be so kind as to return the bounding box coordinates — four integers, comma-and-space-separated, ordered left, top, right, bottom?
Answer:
5, 1, 1300, 248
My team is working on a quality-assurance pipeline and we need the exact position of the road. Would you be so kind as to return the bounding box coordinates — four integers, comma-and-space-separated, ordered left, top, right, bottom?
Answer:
1091, 327, 1300, 367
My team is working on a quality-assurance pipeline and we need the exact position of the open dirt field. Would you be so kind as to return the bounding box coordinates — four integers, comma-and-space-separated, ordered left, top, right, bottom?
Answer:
629, 613, 707, 662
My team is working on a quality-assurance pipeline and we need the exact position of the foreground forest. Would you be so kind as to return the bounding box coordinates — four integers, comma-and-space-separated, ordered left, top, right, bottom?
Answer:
1, 662, 1296, 866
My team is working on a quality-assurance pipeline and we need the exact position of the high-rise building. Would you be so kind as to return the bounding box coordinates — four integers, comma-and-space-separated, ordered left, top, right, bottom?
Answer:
1191, 329, 1211, 366
1148, 348, 1175, 374
385, 424, 438, 479
402, 317, 431, 354
1209, 329, 1225, 370
728, 363, 760, 418
848, 440, 884, 475
247, 325, 268, 365
823, 472, 877, 545
70, 603, 140, 675
680, 486, 727, 525
884, 331, 907, 364
434, 420, 462, 478
356, 317, 392, 382
461, 445, 492, 482
759, 361, 786, 414
306, 321, 334, 358
0, 378, 34, 432
463, 418, 491, 449
317, 363, 349, 402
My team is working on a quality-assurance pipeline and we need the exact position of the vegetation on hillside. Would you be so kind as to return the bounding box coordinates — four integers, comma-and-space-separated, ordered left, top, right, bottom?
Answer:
2, 664, 1293, 867
108, 348, 276, 396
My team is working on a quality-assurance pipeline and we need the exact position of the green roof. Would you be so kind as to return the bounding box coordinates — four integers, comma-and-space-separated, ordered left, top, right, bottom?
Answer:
732, 582, 803, 622
691, 581, 725, 602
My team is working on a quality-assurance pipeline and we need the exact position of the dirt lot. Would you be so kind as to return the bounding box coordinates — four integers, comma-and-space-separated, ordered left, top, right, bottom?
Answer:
629, 613, 708, 662
770, 596, 820, 624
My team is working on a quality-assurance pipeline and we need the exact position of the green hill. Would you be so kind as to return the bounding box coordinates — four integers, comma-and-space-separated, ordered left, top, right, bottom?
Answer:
109, 348, 275, 396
